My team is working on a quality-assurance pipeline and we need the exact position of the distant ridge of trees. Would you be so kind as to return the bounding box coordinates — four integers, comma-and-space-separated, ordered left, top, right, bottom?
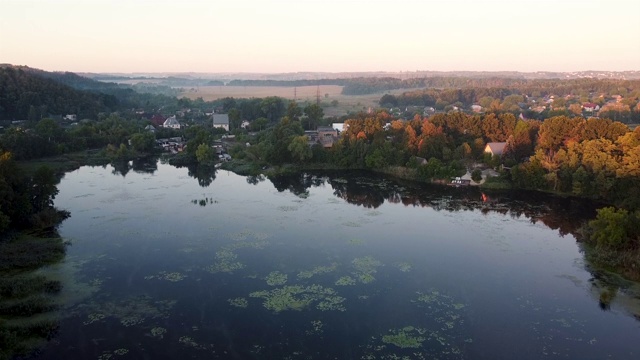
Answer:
0, 67, 118, 120
215, 77, 640, 97
0, 66, 187, 120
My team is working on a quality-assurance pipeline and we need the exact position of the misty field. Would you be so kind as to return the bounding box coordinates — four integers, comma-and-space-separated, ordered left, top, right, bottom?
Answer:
179, 85, 405, 117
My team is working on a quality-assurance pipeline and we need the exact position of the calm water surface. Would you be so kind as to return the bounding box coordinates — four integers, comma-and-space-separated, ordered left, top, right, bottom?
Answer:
35, 161, 640, 359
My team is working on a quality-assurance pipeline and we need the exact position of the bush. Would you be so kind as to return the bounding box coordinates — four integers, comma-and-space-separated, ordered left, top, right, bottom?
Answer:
587, 207, 637, 250
471, 169, 482, 183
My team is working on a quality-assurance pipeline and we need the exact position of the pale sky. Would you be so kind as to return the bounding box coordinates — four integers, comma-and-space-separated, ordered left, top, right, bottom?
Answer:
1, 0, 639, 74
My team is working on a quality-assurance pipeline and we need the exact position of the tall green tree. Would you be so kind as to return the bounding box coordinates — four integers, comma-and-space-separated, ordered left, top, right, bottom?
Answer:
130, 132, 155, 152
303, 104, 324, 130
30, 166, 58, 213
196, 143, 214, 164
286, 101, 303, 122
288, 135, 312, 163
260, 97, 286, 123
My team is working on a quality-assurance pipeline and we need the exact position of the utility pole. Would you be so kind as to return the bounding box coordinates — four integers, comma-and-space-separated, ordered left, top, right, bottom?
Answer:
294, 87, 297, 101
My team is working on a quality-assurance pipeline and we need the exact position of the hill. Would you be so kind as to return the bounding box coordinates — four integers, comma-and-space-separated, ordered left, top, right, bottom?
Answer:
0, 66, 119, 120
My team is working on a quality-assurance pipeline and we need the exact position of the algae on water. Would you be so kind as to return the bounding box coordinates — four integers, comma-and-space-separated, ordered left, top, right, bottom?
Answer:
207, 230, 270, 273
382, 326, 426, 349
249, 284, 346, 313
352, 256, 382, 284
335, 276, 356, 286
144, 271, 186, 282
265, 271, 288, 286
396, 262, 412, 272
77, 295, 176, 328
228, 297, 249, 308
297, 263, 338, 280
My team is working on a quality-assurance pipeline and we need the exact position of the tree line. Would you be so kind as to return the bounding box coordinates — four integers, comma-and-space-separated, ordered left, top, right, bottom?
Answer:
238, 110, 640, 209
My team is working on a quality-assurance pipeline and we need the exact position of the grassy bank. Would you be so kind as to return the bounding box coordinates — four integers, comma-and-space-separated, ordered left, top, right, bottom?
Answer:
220, 159, 352, 177
18, 148, 159, 177
372, 166, 418, 181
17, 149, 110, 176
222, 159, 476, 185
479, 176, 512, 190
583, 246, 640, 282
0, 233, 67, 360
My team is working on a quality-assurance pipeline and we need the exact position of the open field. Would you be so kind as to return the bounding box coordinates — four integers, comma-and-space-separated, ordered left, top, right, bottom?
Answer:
180, 85, 343, 101
178, 85, 408, 117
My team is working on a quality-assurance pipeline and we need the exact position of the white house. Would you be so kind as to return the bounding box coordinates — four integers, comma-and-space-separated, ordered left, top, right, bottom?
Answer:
163, 116, 181, 129
240, 120, 250, 129
471, 105, 482, 113
213, 114, 230, 131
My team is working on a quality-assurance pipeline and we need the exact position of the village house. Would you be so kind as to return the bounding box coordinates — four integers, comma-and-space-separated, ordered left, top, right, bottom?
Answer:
470, 105, 482, 113
582, 103, 600, 112
150, 114, 166, 127
305, 126, 339, 148
163, 115, 181, 129
415, 156, 428, 166
484, 142, 507, 157
332, 123, 345, 132
212, 114, 230, 131
531, 105, 546, 113
423, 106, 436, 116
317, 126, 338, 147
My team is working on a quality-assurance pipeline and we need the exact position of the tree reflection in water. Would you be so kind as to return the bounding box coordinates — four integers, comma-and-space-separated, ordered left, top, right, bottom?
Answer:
254, 170, 638, 320
186, 164, 217, 188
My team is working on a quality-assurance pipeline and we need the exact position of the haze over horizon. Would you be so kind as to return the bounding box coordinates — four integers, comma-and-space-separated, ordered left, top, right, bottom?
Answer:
2, 0, 639, 75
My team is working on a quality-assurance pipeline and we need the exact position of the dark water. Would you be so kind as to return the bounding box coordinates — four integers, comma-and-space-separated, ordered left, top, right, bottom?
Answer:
33, 161, 640, 359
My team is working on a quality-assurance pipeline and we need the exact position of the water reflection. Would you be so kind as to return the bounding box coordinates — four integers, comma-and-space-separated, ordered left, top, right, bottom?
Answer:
186, 164, 217, 187
265, 171, 595, 238
246, 174, 266, 185
132, 157, 158, 174
110, 159, 131, 177
41, 162, 640, 359
260, 170, 640, 320
267, 172, 325, 198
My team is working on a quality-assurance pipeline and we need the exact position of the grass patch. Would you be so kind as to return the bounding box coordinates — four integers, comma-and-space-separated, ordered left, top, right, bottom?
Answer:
373, 166, 418, 181
583, 245, 640, 282
0, 320, 59, 360
0, 296, 58, 318
220, 159, 263, 176
0, 233, 66, 359
0, 235, 66, 273
17, 149, 110, 176
0, 275, 61, 298
479, 176, 512, 190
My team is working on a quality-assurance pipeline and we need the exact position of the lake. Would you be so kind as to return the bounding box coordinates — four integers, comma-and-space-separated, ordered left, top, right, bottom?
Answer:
33, 160, 640, 359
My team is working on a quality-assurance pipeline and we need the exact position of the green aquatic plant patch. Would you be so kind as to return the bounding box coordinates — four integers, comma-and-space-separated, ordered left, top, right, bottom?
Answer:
297, 263, 338, 279
265, 271, 288, 286
249, 284, 346, 313
381, 326, 426, 349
